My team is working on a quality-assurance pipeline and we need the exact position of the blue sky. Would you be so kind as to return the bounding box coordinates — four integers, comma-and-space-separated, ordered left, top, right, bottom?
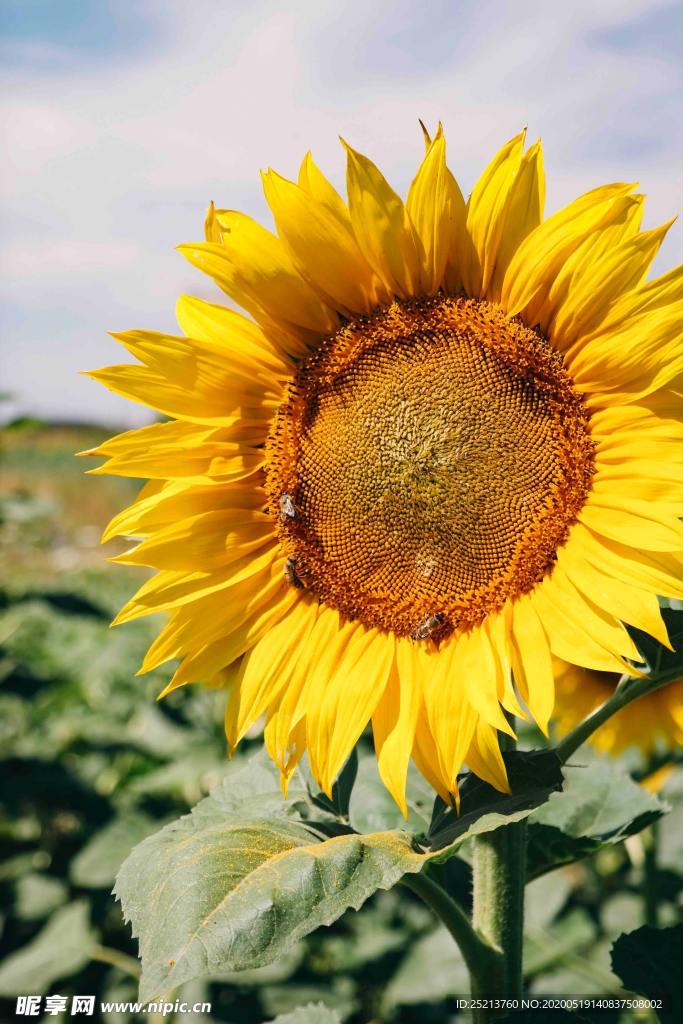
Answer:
1, 0, 682, 425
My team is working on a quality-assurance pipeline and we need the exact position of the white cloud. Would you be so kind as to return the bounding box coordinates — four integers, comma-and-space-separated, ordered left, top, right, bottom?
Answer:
2, 239, 142, 279
1, 0, 681, 425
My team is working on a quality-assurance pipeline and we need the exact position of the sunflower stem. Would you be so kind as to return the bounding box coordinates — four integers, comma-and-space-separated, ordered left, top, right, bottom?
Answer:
470, 723, 526, 1021
90, 944, 141, 978
401, 873, 500, 983
556, 671, 679, 764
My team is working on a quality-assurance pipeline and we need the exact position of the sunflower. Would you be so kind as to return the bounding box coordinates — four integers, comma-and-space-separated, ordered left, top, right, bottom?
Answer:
553, 661, 683, 760
85, 126, 683, 813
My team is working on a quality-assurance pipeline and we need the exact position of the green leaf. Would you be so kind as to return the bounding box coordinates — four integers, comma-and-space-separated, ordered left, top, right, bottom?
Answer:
524, 908, 597, 979
261, 981, 356, 1022
381, 926, 469, 1012
308, 749, 358, 819
119, 823, 421, 1003
192, 748, 327, 824
116, 747, 570, 1002
312, 893, 409, 973
631, 607, 683, 679
602, 890, 678, 940
426, 750, 563, 859
14, 873, 67, 920
611, 924, 683, 1023
267, 1002, 342, 1024
526, 763, 668, 879
0, 901, 95, 995
115, 755, 427, 1003
212, 945, 304, 987
348, 756, 433, 835
530, 937, 622, 1001
124, 747, 230, 803
71, 814, 157, 889
524, 870, 572, 931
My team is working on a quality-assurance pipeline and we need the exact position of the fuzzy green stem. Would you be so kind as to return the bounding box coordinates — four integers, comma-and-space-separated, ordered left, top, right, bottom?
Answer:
557, 672, 678, 764
471, 726, 526, 1022
401, 872, 501, 984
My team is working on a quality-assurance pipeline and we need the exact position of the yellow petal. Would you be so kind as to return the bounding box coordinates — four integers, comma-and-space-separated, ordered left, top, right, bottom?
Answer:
178, 210, 336, 342
103, 476, 264, 542
307, 626, 393, 796
500, 182, 636, 321
568, 302, 683, 388
411, 705, 453, 805
113, 509, 274, 571
267, 606, 339, 763
527, 194, 642, 348
557, 544, 671, 649
591, 402, 683, 449
465, 721, 510, 793
584, 353, 683, 408
580, 261, 683, 341
88, 419, 217, 464
264, 713, 307, 796
592, 464, 683, 503
442, 168, 471, 295
86, 363, 274, 427
175, 294, 291, 375
113, 547, 278, 626
262, 165, 386, 315
162, 583, 297, 692
297, 151, 349, 221
343, 140, 423, 298
509, 596, 555, 734
552, 219, 673, 349
95, 447, 262, 483
86, 418, 265, 480
464, 130, 526, 297
372, 641, 422, 817
230, 597, 320, 745
485, 610, 527, 721
536, 563, 642, 665
406, 126, 452, 294
420, 641, 478, 792
579, 498, 683, 552
488, 139, 545, 301
457, 627, 515, 734
567, 523, 683, 600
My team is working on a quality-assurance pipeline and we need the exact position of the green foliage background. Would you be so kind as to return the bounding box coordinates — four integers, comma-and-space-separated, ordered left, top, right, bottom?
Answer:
1, 421, 681, 1023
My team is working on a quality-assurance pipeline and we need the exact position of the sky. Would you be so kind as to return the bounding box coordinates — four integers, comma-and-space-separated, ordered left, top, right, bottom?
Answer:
1, 0, 682, 427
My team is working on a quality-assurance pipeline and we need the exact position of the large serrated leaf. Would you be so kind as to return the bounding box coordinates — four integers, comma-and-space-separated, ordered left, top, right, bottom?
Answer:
115, 812, 424, 1003
426, 750, 563, 859
526, 763, 668, 878
116, 749, 568, 1002
611, 924, 683, 1023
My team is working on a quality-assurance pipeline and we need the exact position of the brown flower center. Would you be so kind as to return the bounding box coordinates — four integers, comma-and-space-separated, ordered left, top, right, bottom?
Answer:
265, 296, 595, 640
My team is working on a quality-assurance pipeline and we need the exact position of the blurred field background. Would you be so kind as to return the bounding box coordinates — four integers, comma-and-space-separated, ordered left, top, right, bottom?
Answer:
2, 1, 683, 1020
1, 418, 681, 1023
